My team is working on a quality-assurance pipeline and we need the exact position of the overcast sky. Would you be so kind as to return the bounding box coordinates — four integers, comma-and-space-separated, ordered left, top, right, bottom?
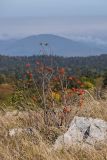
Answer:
0, 0, 107, 17
0, 0, 107, 41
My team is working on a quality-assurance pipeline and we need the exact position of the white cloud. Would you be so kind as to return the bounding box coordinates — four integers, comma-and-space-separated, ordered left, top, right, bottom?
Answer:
0, 16, 107, 42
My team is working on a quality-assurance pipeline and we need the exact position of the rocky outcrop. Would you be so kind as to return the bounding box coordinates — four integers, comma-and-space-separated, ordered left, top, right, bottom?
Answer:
54, 116, 107, 150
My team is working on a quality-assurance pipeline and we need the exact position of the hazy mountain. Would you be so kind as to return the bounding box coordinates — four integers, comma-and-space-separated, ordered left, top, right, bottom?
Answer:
0, 34, 107, 56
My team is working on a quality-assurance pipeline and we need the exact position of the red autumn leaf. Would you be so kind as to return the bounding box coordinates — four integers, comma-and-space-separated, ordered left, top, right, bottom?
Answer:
80, 83, 84, 87
63, 106, 71, 113
29, 73, 33, 79
76, 80, 82, 85
68, 76, 73, 80
72, 88, 77, 92
53, 77, 59, 82
36, 61, 40, 65
58, 68, 65, 75
26, 63, 30, 67
45, 67, 53, 73
78, 89, 85, 95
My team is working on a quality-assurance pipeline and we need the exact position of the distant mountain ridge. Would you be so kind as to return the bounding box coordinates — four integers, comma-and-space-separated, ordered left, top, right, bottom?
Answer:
0, 34, 107, 56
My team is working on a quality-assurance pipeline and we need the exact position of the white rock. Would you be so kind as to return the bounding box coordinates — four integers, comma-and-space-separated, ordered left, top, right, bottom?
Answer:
54, 116, 107, 149
9, 128, 22, 136
8, 127, 37, 136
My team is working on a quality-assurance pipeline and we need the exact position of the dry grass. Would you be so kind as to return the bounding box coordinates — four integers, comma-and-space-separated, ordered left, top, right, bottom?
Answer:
0, 132, 107, 160
0, 84, 15, 101
0, 95, 107, 160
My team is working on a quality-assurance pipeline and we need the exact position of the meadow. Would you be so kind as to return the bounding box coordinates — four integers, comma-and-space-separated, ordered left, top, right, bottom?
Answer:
0, 54, 107, 160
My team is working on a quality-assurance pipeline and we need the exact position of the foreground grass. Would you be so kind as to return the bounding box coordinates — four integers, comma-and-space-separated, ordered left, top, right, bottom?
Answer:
0, 97, 107, 160
0, 130, 107, 160
0, 135, 107, 160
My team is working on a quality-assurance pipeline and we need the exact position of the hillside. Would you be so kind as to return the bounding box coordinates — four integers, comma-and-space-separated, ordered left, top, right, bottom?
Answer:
0, 53, 107, 160
0, 34, 107, 56
0, 54, 107, 77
